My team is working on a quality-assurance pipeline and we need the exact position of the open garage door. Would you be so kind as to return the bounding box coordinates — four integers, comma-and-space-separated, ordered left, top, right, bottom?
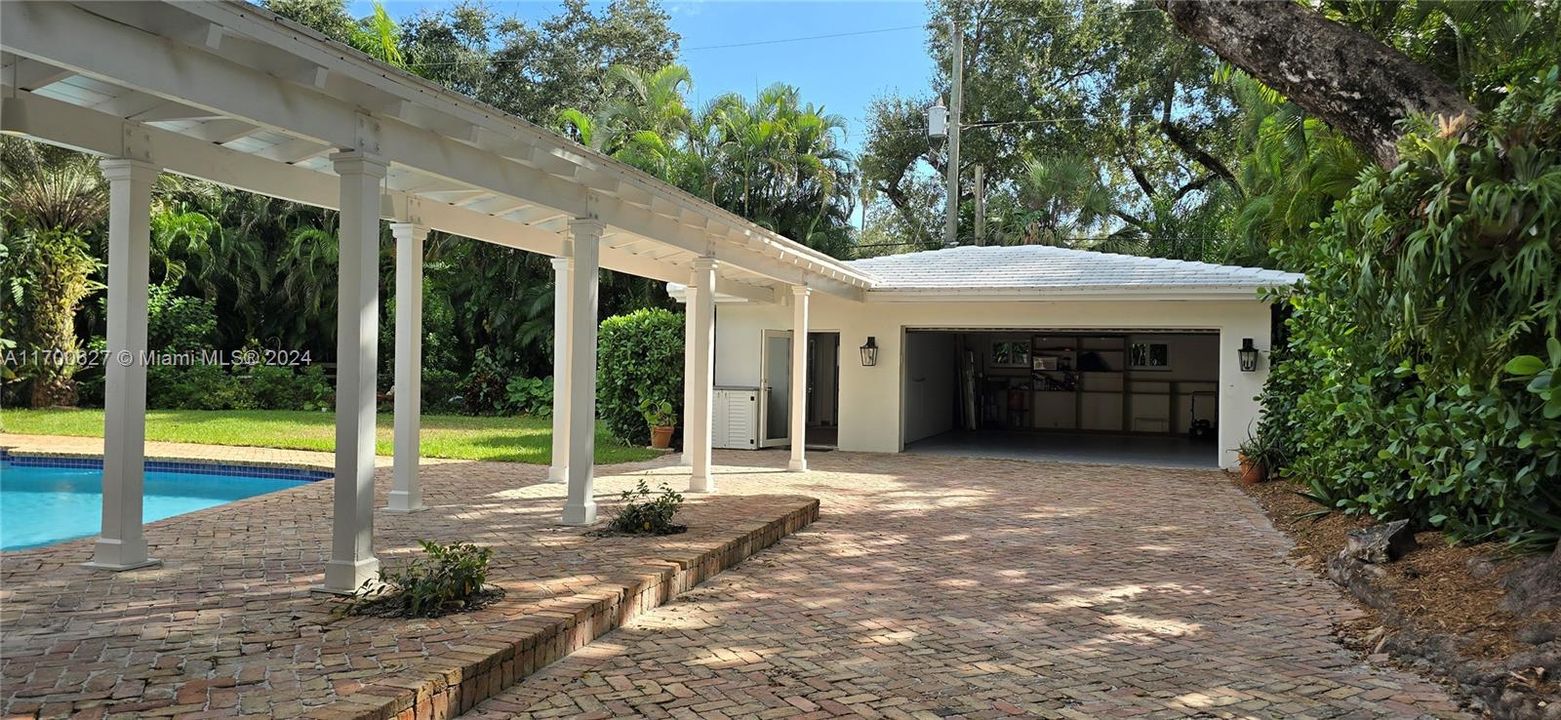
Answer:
901, 329, 1220, 468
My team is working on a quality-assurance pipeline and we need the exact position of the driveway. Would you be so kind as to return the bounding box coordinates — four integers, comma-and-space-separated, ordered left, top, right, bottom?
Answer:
466, 451, 1466, 719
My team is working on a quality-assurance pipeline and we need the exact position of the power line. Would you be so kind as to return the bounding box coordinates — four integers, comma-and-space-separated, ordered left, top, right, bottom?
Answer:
864, 112, 1164, 137
685, 25, 925, 52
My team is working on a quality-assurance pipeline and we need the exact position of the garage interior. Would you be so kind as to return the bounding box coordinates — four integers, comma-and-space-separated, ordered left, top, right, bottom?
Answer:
902, 330, 1221, 468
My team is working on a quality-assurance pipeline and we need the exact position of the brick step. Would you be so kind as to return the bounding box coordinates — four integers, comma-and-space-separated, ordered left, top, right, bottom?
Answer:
304, 500, 819, 720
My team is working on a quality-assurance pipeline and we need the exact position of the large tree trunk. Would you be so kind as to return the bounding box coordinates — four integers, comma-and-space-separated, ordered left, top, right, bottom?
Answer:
1157, 0, 1476, 169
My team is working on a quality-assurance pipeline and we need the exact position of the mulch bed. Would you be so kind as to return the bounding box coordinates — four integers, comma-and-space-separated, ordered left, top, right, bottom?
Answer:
1240, 476, 1560, 719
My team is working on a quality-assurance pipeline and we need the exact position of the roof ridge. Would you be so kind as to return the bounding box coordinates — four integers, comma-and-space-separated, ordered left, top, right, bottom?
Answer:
847, 244, 1296, 278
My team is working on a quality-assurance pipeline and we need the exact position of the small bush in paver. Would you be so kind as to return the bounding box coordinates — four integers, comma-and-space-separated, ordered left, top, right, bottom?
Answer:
345, 540, 503, 618
606, 480, 686, 535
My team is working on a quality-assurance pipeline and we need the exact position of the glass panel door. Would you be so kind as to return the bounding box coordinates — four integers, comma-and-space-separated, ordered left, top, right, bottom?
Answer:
760, 330, 791, 448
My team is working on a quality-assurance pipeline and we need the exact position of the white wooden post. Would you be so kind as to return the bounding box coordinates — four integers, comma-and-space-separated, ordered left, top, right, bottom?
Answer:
789, 287, 810, 472
680, 286, 697, 466
321, 150, 386, 593
561, 219, 603, 525
548, 254, 572, 483
688, 258, 717, 493
86, 159, 160, 571
387, 221, 426, 513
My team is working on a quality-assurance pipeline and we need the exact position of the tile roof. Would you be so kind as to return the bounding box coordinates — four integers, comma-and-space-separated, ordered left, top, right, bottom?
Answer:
847, 245, 1303, 296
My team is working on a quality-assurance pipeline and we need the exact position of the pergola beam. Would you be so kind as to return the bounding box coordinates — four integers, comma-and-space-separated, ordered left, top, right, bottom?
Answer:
0, 89, 778, 305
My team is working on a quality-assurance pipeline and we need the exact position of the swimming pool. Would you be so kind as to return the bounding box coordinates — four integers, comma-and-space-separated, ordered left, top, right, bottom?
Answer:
0, 453, 328, 550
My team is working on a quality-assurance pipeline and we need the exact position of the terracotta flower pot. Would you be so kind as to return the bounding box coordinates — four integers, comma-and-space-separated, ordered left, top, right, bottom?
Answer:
1238, 453, 1266, 485
649, 425, 675, 450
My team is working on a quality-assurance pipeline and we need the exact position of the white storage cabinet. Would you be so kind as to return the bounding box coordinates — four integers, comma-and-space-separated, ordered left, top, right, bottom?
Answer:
712, 386, 760, 450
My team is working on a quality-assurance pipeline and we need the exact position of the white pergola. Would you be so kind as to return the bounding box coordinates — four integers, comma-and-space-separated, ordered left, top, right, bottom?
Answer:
1, 0, 873, 591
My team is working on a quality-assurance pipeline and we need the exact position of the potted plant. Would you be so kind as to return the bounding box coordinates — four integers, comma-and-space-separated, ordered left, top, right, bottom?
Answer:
1236, 434, 1275, 485
638, 398, 677, 450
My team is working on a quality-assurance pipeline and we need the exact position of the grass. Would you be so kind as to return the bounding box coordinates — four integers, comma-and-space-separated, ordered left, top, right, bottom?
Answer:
0, 408, 660, 465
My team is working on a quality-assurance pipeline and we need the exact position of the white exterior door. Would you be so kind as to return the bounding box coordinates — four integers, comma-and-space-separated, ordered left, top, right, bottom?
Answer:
759, 330, 791, 448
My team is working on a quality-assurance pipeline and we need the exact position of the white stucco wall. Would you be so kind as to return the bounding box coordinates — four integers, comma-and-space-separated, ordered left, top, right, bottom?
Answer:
712, 294, 1274, 469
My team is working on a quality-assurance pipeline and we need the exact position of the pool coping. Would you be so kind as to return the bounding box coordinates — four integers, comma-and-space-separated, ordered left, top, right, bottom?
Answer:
0, 448, 334, 482
0, 445, 337, 472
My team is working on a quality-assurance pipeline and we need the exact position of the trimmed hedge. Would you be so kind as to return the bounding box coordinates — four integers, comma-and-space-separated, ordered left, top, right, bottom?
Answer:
597, 308, 684, 445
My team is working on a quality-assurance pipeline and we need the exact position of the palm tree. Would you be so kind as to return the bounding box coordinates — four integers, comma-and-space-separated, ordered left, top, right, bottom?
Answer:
601, 64, 692, 175
556, 70, 858, 258
1222, 69, 1364, 268
0, 138, 109, 406
1009, 154, 1117, 245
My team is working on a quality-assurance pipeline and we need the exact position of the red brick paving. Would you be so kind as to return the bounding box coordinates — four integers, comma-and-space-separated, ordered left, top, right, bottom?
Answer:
465, 451, 1469, 720
0, 436, 816, 719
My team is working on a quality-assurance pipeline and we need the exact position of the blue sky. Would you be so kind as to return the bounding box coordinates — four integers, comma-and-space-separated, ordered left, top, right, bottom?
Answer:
358, 1, 936, 153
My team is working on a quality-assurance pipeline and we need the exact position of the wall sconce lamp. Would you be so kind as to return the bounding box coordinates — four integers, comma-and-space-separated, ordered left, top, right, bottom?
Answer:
859, 336, 879, 367
1238, 338, 1260, 372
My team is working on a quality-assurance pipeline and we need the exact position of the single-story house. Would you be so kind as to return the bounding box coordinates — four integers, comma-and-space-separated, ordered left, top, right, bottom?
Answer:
674, 244, 1303, 470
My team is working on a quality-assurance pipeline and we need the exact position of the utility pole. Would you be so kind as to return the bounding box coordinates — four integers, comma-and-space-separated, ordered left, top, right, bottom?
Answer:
942, 11, 963, 248
973, 164, 985, 246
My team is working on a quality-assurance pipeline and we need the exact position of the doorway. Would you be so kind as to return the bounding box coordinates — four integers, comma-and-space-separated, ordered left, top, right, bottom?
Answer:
899, 329, 1220, 468
758, 330, 841, 450
807, 332, 840, 448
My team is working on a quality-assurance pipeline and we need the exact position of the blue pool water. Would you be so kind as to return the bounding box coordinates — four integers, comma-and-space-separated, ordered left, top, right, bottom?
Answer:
0, 455, 324, 550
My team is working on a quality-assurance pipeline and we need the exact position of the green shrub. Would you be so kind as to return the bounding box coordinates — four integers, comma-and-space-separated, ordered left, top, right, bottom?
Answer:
421, 367, 462, 413
346, 540, 498, 618
298, 364, 333, 411
147, 363, 255, 410
1262, 69, 1561, 549
503, 376, 552, 416
598, 308, 684, 445
248, 364, 304, 409
606, 480, 685, 535
147, 285, 217, 353
458, 347, 507, 415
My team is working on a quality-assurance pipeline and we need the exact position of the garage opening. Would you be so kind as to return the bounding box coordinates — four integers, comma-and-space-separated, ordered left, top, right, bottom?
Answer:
902, 330, 1220, 468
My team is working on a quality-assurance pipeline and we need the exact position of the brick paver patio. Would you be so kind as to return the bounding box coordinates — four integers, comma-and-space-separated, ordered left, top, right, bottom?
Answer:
465, 451, 1468, 720
0, 435, 816, 719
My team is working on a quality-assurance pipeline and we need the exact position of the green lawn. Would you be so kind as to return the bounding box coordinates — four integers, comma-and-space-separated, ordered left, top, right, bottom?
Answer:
0, 408, 659, 465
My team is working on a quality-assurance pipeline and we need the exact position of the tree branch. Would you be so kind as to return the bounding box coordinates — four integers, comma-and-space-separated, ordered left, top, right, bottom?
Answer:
1160, 120, 1241, 195
1157, 0, 1475, 169
1126, 163, 1157, 199
1172, 173, 1218, 202
1111, 208, 1149, 231
875, 179, 938, 247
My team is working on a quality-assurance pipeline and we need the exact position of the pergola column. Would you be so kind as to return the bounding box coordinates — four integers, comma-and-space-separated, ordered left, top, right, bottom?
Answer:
680, 286, 697, 466
788, 287, 810, 472
547, 254, 572, 483
387, 221, 427, 513
687, 258, 717, 493
561, 219, 603, 525
321, 150, 387, 593
86, 158, 160, 571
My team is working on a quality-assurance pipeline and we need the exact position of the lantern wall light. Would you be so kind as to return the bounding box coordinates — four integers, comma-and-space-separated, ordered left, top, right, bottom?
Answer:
1238, 338, 1260, 372
859, 336, 880, 367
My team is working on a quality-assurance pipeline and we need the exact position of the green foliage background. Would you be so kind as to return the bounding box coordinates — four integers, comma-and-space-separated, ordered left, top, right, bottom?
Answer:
1257, 71, 1561, 549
